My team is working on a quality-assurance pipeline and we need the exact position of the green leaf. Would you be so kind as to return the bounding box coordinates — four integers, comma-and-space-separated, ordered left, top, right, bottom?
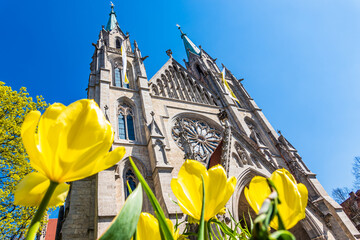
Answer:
127, 180, 133, 194
269, 230, 296, 240
210, 219, 237, 240
129, 157, 174, 240
197, 175, 206, 240
99, 183, 143, 240
214, 222, 226, 240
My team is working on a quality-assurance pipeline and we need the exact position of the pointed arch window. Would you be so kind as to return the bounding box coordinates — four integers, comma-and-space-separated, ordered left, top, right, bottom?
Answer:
118, 114, 126, 139
125, 169, 137, 199
118, 103, 135, 140
116, 38, 121, 49
196, 64, 205, 78
115, 68, 122, 87
207, 60, 217, 72
127, 115, 135, 140
114, 67, 129, 88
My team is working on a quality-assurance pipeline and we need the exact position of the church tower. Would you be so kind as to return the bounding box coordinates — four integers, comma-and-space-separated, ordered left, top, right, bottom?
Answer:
57, 5, 360, 239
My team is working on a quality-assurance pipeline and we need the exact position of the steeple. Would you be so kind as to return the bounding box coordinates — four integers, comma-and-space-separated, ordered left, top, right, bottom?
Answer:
177, 25, 201, 60
105, 2, 118, 31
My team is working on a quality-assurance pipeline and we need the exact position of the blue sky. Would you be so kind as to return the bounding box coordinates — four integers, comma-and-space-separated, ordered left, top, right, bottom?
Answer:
1, 0, 360, 214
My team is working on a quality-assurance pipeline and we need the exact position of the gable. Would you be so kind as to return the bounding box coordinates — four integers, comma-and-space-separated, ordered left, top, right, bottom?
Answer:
149, 59, 218, 106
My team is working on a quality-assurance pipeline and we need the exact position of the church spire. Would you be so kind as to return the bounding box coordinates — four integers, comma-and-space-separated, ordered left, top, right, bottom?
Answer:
177, 24, 201, 59
105, 2, 118, 31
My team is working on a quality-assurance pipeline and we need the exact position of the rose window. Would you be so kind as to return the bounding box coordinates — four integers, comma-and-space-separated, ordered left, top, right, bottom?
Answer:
172, 118, 221, 162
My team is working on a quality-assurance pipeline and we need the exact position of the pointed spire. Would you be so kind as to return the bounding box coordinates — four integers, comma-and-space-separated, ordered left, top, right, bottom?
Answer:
105, 2, 118, 31
177, 24, 201, 59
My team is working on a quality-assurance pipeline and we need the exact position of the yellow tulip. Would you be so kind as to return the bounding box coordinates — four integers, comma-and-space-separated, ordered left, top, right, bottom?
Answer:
135, 212, 186, 240
135, 213, 161, 240
171, 159, 237, 221
244, 168, 308, 230
14, 99, 125, 207
218, 207, 226, 215
14, 172, 69, 207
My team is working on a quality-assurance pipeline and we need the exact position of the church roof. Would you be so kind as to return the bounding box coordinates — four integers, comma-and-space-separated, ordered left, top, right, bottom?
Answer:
105, 4, 118, 31
177, 25, 201, 59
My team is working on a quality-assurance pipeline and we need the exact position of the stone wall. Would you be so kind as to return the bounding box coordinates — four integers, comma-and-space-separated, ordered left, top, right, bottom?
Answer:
60, 177, 95, 240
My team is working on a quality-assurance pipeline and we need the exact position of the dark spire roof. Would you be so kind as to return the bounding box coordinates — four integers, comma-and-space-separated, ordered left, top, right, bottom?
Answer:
105, 3, 118, 31
177, 25, 201, 59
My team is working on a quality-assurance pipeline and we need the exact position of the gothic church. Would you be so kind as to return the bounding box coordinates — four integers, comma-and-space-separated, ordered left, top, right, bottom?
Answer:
57, 6, 360, 239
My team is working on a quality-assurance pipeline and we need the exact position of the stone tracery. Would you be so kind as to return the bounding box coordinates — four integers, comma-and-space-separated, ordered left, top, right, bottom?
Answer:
172, 118, 221, 162
150, 64, 217, 106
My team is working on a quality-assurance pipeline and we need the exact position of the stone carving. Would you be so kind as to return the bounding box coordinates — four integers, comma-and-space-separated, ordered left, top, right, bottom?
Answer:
221, 122, 232, 174
264, 150, 277, 168
166, 49, 172, 57
234, 142, 249, 166
250, 154, 262, 169
118, 103, 133, 116
232, 153, 244, 168
172, 118, 221, 162
245, 119, 266, 147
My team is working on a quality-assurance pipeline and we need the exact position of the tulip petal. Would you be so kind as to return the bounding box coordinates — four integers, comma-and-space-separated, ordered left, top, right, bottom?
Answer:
245, 169, 308, 230
245, 176, 271, 213
134, 213, 182, 240
58, 99, 113, 155
297, 183, 308, 218
206, 165, 230, 220
166, 218, 175, 235
171, 178, 199, 219
21, 111, 46, 175
20, 99, 126, 185
271, 169, 299, 211
14, 172, 69, 207
224, 176, 237, 207
172, 160, 206, 219
271, 170, 299, 229
52, 100, 115, 182
244, 187, 256, 213
136, 213, 161, 240
49, 182, 70, 207
171, 160, 236, 222
272, 209, 301, 230
37, 103, 66, 178
59, 146, 126, 182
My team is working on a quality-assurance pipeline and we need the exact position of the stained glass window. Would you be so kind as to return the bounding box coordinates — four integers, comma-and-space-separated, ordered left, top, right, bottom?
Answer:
172, 118, 221, 162
118, 114, 126, 139
127, 115, 135, 140
116, 38, 121, 49
125, 169, 136, 199
114, 67, 130, 88
118, 103, 135, 141
115, 68, 122, 87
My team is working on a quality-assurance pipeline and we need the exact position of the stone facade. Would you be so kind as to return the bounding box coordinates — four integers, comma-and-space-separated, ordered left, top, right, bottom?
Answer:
341, 190, 360, 231
57, 6, 360, 240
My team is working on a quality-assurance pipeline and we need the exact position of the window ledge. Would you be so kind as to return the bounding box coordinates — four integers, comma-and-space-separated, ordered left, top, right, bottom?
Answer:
113, 139, 139, 146
110, 86, 137, 92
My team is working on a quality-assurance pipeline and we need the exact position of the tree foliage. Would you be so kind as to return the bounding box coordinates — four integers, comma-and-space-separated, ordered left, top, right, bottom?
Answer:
0, 82, 48, 239
352, 157, 360, 189
332, 156, 360, 205
332, 187, 351, 204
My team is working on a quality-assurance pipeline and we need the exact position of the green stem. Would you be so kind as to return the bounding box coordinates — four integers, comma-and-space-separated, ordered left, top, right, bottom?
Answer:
198, 175, 206, 240
205, 221, 210, 240
25, 181, 59, 240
